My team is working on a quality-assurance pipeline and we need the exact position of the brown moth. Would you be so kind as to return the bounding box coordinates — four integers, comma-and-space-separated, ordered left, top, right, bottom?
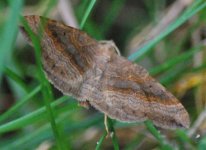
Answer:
20, 15, 190, 129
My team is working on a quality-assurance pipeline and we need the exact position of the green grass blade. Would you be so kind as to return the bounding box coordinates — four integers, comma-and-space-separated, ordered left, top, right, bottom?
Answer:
2, 113, 102, 149
144, 120, 172, 149
180, 0, 203, 16
144, 120, 164, 143
111, 132, 120, 150
95, 131, 107, 150
0, 0, 23, 82
176, 129, 191, 144
107, 118, 120, 150
0, 96, 69, 133
80, 0, 97, 29
96, 118, 120, 150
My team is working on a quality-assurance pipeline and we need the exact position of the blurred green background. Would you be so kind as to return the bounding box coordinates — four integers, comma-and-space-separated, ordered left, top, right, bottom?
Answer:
0, 0, 206, 149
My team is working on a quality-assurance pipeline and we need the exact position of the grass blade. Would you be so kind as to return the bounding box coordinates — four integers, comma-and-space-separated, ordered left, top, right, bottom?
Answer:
95, 131, 107, 150
0, 0, 23, 82
80, 0, 97, 29
144, 120, 172, 149
107, 118, 120, 150
21, 16, 66, 149
2, 113, 102, 149
0, 96, 69, 133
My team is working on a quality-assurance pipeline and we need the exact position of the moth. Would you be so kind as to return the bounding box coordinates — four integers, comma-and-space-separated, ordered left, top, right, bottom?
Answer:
20, 15, 190, 129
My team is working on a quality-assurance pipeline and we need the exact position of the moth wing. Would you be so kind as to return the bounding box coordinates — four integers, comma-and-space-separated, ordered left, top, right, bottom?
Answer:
86, 53, 190, 129
20, 15, 100, 97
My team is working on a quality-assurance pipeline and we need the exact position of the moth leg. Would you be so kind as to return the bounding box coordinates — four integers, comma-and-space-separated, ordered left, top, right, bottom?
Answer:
99, 40, 121, 56
78, 100, 91, 109
104, 114, 109, 135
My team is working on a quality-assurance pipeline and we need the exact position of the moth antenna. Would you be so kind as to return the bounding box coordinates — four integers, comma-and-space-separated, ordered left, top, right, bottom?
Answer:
99, 40, 121, 56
